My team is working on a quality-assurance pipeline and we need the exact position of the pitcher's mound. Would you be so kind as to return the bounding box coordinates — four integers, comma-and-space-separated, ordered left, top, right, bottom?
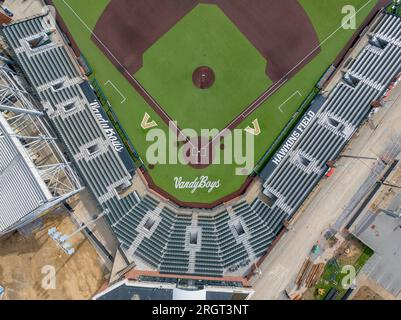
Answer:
192, 66, 215, 89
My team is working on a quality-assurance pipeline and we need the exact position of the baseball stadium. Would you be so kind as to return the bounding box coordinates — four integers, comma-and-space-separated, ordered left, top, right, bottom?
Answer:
49, 0, 387, 206
2, 0, 401, 285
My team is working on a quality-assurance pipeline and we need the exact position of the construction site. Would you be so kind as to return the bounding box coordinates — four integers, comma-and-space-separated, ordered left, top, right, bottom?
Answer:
288, 153, 401, 300
0, 197, 107, 300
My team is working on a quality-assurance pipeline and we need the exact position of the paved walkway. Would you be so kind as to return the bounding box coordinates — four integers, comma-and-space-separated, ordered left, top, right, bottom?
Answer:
5, 0, 44, 20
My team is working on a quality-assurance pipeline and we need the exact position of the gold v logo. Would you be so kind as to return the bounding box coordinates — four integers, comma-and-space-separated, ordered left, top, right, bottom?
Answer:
141, 112, 158, 130
244, 119, 261, 136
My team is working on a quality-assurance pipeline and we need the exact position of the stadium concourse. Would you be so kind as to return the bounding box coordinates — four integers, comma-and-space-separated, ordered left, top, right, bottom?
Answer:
2, 8, 401, 287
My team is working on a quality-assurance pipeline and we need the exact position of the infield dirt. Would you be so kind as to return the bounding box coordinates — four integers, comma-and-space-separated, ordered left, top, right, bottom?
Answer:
92, 0, 321, 82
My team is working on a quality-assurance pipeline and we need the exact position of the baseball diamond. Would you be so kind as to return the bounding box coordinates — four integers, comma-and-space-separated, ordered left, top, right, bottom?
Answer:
51, 0, 385, 207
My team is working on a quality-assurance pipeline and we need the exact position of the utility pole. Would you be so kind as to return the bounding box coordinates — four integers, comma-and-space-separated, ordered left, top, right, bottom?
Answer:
381, 182, 401, 189
48, 209, 109, 255
380, 208, 401, 219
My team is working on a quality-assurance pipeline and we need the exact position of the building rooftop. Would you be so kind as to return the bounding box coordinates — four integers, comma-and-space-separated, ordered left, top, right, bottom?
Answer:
93, 279, 252, 300
352, 191, 401, 297
0, 65, 81, 235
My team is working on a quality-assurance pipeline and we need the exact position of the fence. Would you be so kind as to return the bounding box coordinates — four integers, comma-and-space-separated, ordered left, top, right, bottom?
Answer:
90, 78, 144, 169
253, 86, 320, 174
78, 53, 93, 76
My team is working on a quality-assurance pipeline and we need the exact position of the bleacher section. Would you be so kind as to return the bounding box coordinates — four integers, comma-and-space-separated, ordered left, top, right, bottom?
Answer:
1, 15, 139, 245
111, 197, 284, 277
261, 14, 401, 225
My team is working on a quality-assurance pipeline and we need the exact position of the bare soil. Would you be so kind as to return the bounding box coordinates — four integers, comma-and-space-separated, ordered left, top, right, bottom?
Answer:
0, 211, 106, 300
93, 0, 320, 81
353, 286, 384, 300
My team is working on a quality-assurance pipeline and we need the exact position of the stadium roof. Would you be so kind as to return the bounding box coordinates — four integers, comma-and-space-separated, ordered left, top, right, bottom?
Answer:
0, 64, 81, 234
0, 118, 50, 232
93, 279, 252, 300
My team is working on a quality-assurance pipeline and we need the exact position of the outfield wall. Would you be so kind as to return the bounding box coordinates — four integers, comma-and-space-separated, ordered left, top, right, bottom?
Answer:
259, 94, 326, 180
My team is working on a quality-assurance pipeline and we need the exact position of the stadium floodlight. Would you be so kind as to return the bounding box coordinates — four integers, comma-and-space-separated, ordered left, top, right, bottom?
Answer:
65, 248, 75, 255
48, 227, 74, 255
48, 209, 110, 256
48, 227, 57, 236
61, 242, 74, 255
62, 242, 72, 249
59, 235, 69, 243
52, 231, 62, 241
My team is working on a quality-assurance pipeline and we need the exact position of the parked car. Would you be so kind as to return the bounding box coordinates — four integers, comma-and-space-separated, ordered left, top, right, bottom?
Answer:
2, 6, 14, 17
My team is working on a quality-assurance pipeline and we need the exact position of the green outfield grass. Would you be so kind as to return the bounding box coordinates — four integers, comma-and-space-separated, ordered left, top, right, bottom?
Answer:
53, 0, 378, 205
136, 4, 272, 131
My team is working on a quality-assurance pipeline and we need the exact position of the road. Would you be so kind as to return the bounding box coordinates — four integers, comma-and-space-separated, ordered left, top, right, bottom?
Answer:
251, 79, 401, 300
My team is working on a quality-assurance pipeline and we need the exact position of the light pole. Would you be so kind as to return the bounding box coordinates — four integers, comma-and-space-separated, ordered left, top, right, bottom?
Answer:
48, 209, 109, 255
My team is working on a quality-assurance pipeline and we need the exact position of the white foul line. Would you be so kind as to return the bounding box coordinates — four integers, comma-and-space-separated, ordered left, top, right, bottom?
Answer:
104, 80, 126, 104
60, 0, 193, 144
278, 91, 303, 113
62, 0, 374, 144
61, 1, 171, 118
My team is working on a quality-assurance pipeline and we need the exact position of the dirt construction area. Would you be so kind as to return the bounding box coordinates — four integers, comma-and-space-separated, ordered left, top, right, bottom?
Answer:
0, 209, 106, 300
